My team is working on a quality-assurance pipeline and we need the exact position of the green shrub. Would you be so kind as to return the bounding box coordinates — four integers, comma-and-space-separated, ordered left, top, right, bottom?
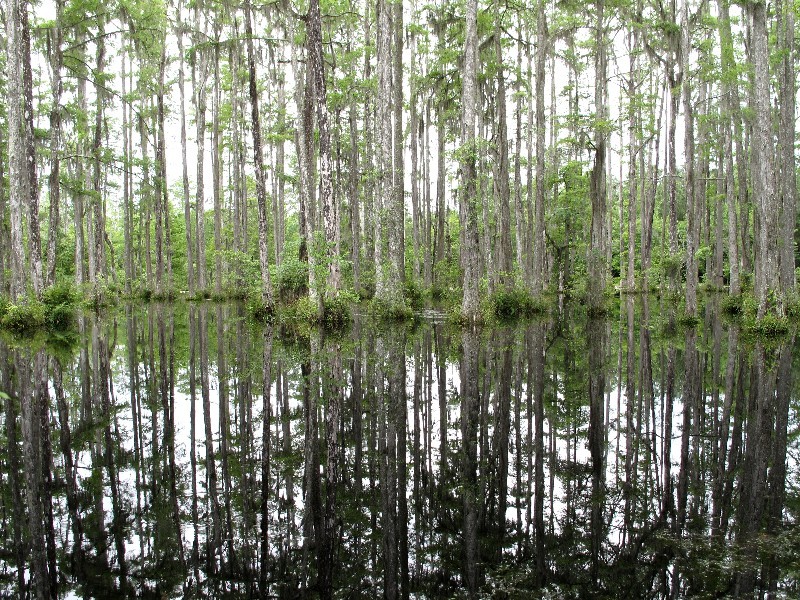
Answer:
1, 301, 46, 334
586, 303, 610, 319
275, 258, 309, 302
45, 304, 75, 330
371, 297, 414, 322
42, 281, 79, 308
248, 299, 275, 323
490, 287, 548, 322
785, 294, 800, 320
661, 254, 684, 280
677, 312, 700, 328
430, 285, 447, 302
721, 294, 743, 316
749, 313, 790, 338
277, 296, 317, 327
403, 279, 425, 310
321, 295, 352, 331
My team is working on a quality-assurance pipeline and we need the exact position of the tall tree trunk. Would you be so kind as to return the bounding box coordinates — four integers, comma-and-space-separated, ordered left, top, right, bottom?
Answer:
122, 55, 135, 293
682, 0, 698, 316
193, 8, 209, 293
495, 4, 512, 289
21, 0, 43, 297
275, 67, 287, 265
6, 0, 30, 300
588, 0, 607, 311
212, 39, 223, 296
778, 0, 796, 293
155, 42, 168, 296
625, 23, 638, 291
460, 0, 480, 319
177, 5, 194, 295
350, 103, 361, 294
0, 125, 7, 295
392, 0, 405, 291
308, 0, 341, 299
244, 0, 274, 306
46, 0, 64, 288
362, 1, 375, 271
90, 16, 107, 298
375, 0, 401, 305
410, 32, 421, 281
533, 6, 547, 295
513, 34, 526, 283
749, 0, 778, 316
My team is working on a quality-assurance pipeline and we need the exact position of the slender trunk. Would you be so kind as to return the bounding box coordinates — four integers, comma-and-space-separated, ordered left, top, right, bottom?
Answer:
0, 125, 7, 295
460, 0, 480, 319
350, 104, 361, 293
275, 70, 287, 265
626, 24, 638, 291
193, 7, 209, 293
682, 1, 698, 316
244, 0, 274, 305
46, 0, 64, 288
375, 0, 401, 304
22, 0, 43, 296
588, 0, 607, 310
308, 0, 340, 298
533, 6, 547, 295
155, 43, 168, 295
778, 0, 796, 293
212, 40, 223, 295
410, 32, 421, 281
513, 35, 526, 281
363, 2, 375, 270
749, 0, 778, 316
392, 0, 405, 291
495, 5, 512, 288
90, 16, 107, 296
6, 0, 30, 300
122, 55, 134, 292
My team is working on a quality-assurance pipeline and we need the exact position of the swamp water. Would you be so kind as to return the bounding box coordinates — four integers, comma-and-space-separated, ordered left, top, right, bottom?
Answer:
0, 297, 798, 598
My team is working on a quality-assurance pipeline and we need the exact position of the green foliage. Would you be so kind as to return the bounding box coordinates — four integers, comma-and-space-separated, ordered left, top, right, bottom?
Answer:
586, 303, 610, 319
248, 298, 275, 324
677, 312, 700, 329
749, 313, 790, 338
371, 297, 414, 323
0, 283, 80, 335
489, 287, 548, 322
275, 258, 309, 302
42, 281, 79, 308
403, 279, 425, 310
278, 296, 317, 329
321, 294, 352, 331
272, 291, 354, 334
785, 294, 800, 321
446, 304, 478, 327
661, 254, 684, 280
1, 301, 46, 334
721, 294, 744, 316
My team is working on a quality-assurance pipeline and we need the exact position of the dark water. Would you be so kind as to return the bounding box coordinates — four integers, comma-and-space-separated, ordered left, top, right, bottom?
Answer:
1, 298, 798, 599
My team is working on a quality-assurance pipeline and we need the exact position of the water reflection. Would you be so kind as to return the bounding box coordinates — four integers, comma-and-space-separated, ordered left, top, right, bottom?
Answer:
0, 299, 797, 598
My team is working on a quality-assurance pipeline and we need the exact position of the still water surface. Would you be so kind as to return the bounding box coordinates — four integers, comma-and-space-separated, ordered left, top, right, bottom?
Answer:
0, 297, 798, 598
